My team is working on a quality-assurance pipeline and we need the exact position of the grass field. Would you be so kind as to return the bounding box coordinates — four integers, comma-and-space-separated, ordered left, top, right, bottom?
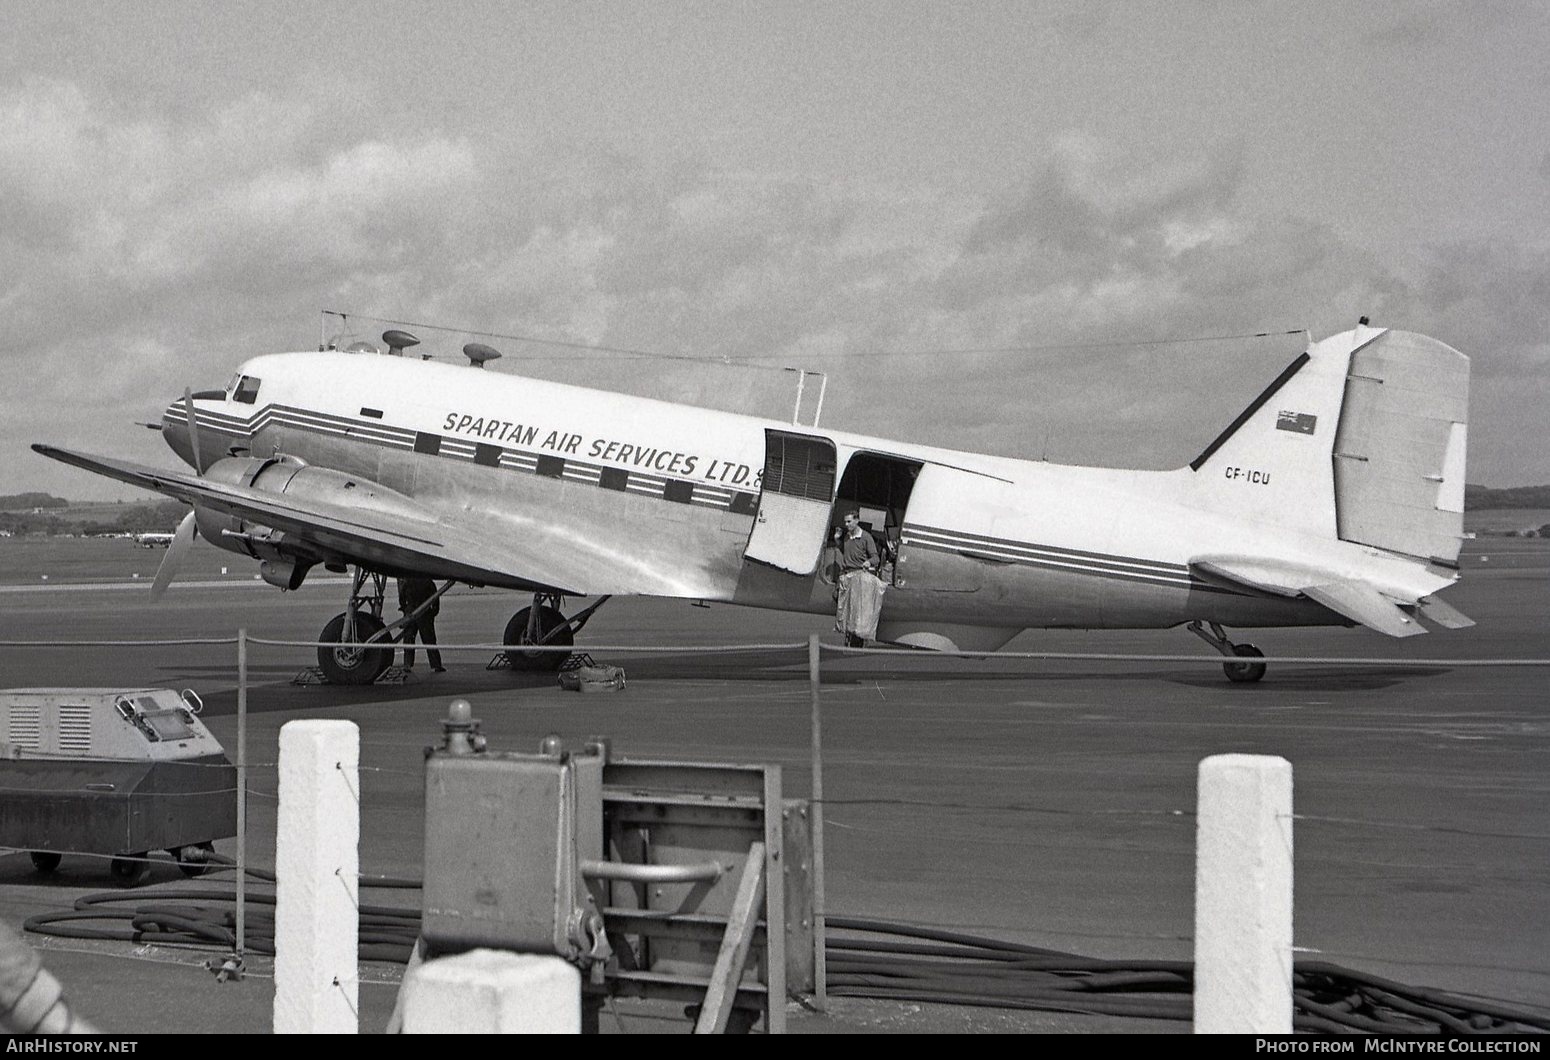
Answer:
0, 535, 262, 585
1467, 507, 1550, 534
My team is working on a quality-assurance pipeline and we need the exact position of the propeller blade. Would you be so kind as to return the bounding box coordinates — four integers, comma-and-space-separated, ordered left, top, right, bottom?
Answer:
150, 510, 198, 600
183, 387, 203, 472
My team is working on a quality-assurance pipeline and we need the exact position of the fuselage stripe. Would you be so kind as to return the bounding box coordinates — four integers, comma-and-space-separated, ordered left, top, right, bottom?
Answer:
905, 538, 1242, 594
902, 524, 1249, 595
904, 524, 1185, 574
172, 400, 757, 515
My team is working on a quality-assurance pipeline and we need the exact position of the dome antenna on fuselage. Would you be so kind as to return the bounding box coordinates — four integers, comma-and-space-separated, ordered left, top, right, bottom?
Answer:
463, 343, 503, 369
382, 330, 420, 357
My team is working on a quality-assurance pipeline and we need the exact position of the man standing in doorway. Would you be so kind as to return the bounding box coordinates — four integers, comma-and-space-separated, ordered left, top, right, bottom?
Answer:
835, 510, 883, 648
398, 576, 444, 672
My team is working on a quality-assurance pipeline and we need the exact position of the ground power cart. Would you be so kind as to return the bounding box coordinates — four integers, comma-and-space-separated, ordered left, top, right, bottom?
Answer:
0, 688, 237, 885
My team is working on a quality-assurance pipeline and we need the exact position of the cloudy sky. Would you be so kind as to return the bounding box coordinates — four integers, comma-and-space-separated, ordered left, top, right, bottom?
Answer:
3, 0, 1546, 499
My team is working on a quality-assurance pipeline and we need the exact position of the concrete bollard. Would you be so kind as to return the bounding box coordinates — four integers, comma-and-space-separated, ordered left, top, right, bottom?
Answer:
399, 950, 580, 1033
1194, 754, 1293, 1034
274, 720, 360, 1034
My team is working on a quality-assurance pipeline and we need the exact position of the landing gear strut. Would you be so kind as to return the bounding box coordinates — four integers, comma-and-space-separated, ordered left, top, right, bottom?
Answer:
1188, 620, 1267, 683
317, 569, 394, 685
317, 569, 456, 685
502, 593, 611, 672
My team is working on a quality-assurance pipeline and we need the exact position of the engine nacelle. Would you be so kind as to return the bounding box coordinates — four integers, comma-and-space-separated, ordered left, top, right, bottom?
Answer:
193, 456, 297, 560
192, 455, 424, 586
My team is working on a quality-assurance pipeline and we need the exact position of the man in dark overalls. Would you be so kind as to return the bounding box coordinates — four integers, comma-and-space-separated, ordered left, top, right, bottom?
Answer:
398, 576, 444, 672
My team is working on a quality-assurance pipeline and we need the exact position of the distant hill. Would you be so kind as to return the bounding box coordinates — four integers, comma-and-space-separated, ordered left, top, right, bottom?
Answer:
0, 499, 186, 536
0, 492, 69, 511
1465, 484, 1550, 509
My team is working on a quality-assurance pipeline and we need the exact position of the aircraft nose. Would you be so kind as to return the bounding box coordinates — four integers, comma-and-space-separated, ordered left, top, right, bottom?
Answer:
162, 391, 223, 471
162, 401, 197, 469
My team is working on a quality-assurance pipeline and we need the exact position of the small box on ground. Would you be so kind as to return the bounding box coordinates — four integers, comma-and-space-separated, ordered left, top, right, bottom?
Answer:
557, 665, 626, 693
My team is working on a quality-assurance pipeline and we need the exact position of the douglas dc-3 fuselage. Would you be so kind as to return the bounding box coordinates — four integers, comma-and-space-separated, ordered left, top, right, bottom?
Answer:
35, 323, 1472, 683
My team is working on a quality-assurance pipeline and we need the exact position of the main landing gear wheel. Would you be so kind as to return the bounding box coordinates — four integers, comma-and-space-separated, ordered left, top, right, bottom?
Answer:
110, 854, 150, 887
1188, 620, 1269, 684
29, 851, 61, 874
318, 612, 392, 685
503, 606, 573, 672
1223, 643, 1267, 684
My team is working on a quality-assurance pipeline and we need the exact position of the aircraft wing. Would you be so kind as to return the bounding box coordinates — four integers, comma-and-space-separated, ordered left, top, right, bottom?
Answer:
32, 445, 608, 593
1190, 555, 1442, 638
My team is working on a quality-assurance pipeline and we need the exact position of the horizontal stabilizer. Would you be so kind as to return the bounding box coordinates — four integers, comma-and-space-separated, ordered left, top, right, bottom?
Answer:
1191, 553, 1436, 638
1414, 595, 1475, 630
1302, 582, 1426, 638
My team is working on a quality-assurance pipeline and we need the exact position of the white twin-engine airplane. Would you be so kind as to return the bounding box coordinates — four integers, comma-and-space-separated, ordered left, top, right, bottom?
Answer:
35, 322, 1472, 685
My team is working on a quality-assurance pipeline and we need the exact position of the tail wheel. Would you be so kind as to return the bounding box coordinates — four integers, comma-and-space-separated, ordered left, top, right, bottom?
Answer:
1224, 643, 1267, 683
317, 612, 392, 685
29, 851, 61, 874
503, 606, 573, 671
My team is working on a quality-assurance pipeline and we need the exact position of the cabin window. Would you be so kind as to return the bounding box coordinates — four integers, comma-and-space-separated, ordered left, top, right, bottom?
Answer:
234, 376, 262, 404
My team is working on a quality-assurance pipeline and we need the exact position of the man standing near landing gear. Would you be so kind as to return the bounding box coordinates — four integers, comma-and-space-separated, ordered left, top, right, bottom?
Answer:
398, 576, 445, 672
834, 510, 884, 648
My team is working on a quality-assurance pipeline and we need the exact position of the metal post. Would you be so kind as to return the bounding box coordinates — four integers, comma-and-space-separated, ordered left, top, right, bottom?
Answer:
789, 367, 806, 425
236, 628, 247, 960
807, 634, 826, 1010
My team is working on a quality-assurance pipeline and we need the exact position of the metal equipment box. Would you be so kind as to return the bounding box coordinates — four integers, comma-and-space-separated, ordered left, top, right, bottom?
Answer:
421, 743, 607, 960
0, 688, 237, 883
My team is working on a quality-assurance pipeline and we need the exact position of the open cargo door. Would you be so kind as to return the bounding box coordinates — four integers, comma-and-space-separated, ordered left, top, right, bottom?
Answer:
743, 430, 838, 575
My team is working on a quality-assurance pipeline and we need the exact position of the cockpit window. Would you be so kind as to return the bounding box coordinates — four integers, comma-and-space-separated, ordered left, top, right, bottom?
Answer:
234, 376, 262, 404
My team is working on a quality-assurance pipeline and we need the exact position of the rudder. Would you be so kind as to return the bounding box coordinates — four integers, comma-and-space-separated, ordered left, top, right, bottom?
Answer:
1331, 330, 1469, 565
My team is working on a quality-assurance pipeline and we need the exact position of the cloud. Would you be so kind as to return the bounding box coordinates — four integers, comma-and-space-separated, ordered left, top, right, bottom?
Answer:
4, 79, 1544, 497
1, 80, 480, 384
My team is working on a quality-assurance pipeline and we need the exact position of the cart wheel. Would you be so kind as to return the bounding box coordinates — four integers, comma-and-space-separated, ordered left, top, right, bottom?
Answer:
173, 841, 217, 878
29, 851, 61, 874
110, 854, 150, 887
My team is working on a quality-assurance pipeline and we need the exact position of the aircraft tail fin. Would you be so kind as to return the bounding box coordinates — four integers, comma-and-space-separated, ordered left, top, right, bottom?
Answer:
1186, 326, 1469, 567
